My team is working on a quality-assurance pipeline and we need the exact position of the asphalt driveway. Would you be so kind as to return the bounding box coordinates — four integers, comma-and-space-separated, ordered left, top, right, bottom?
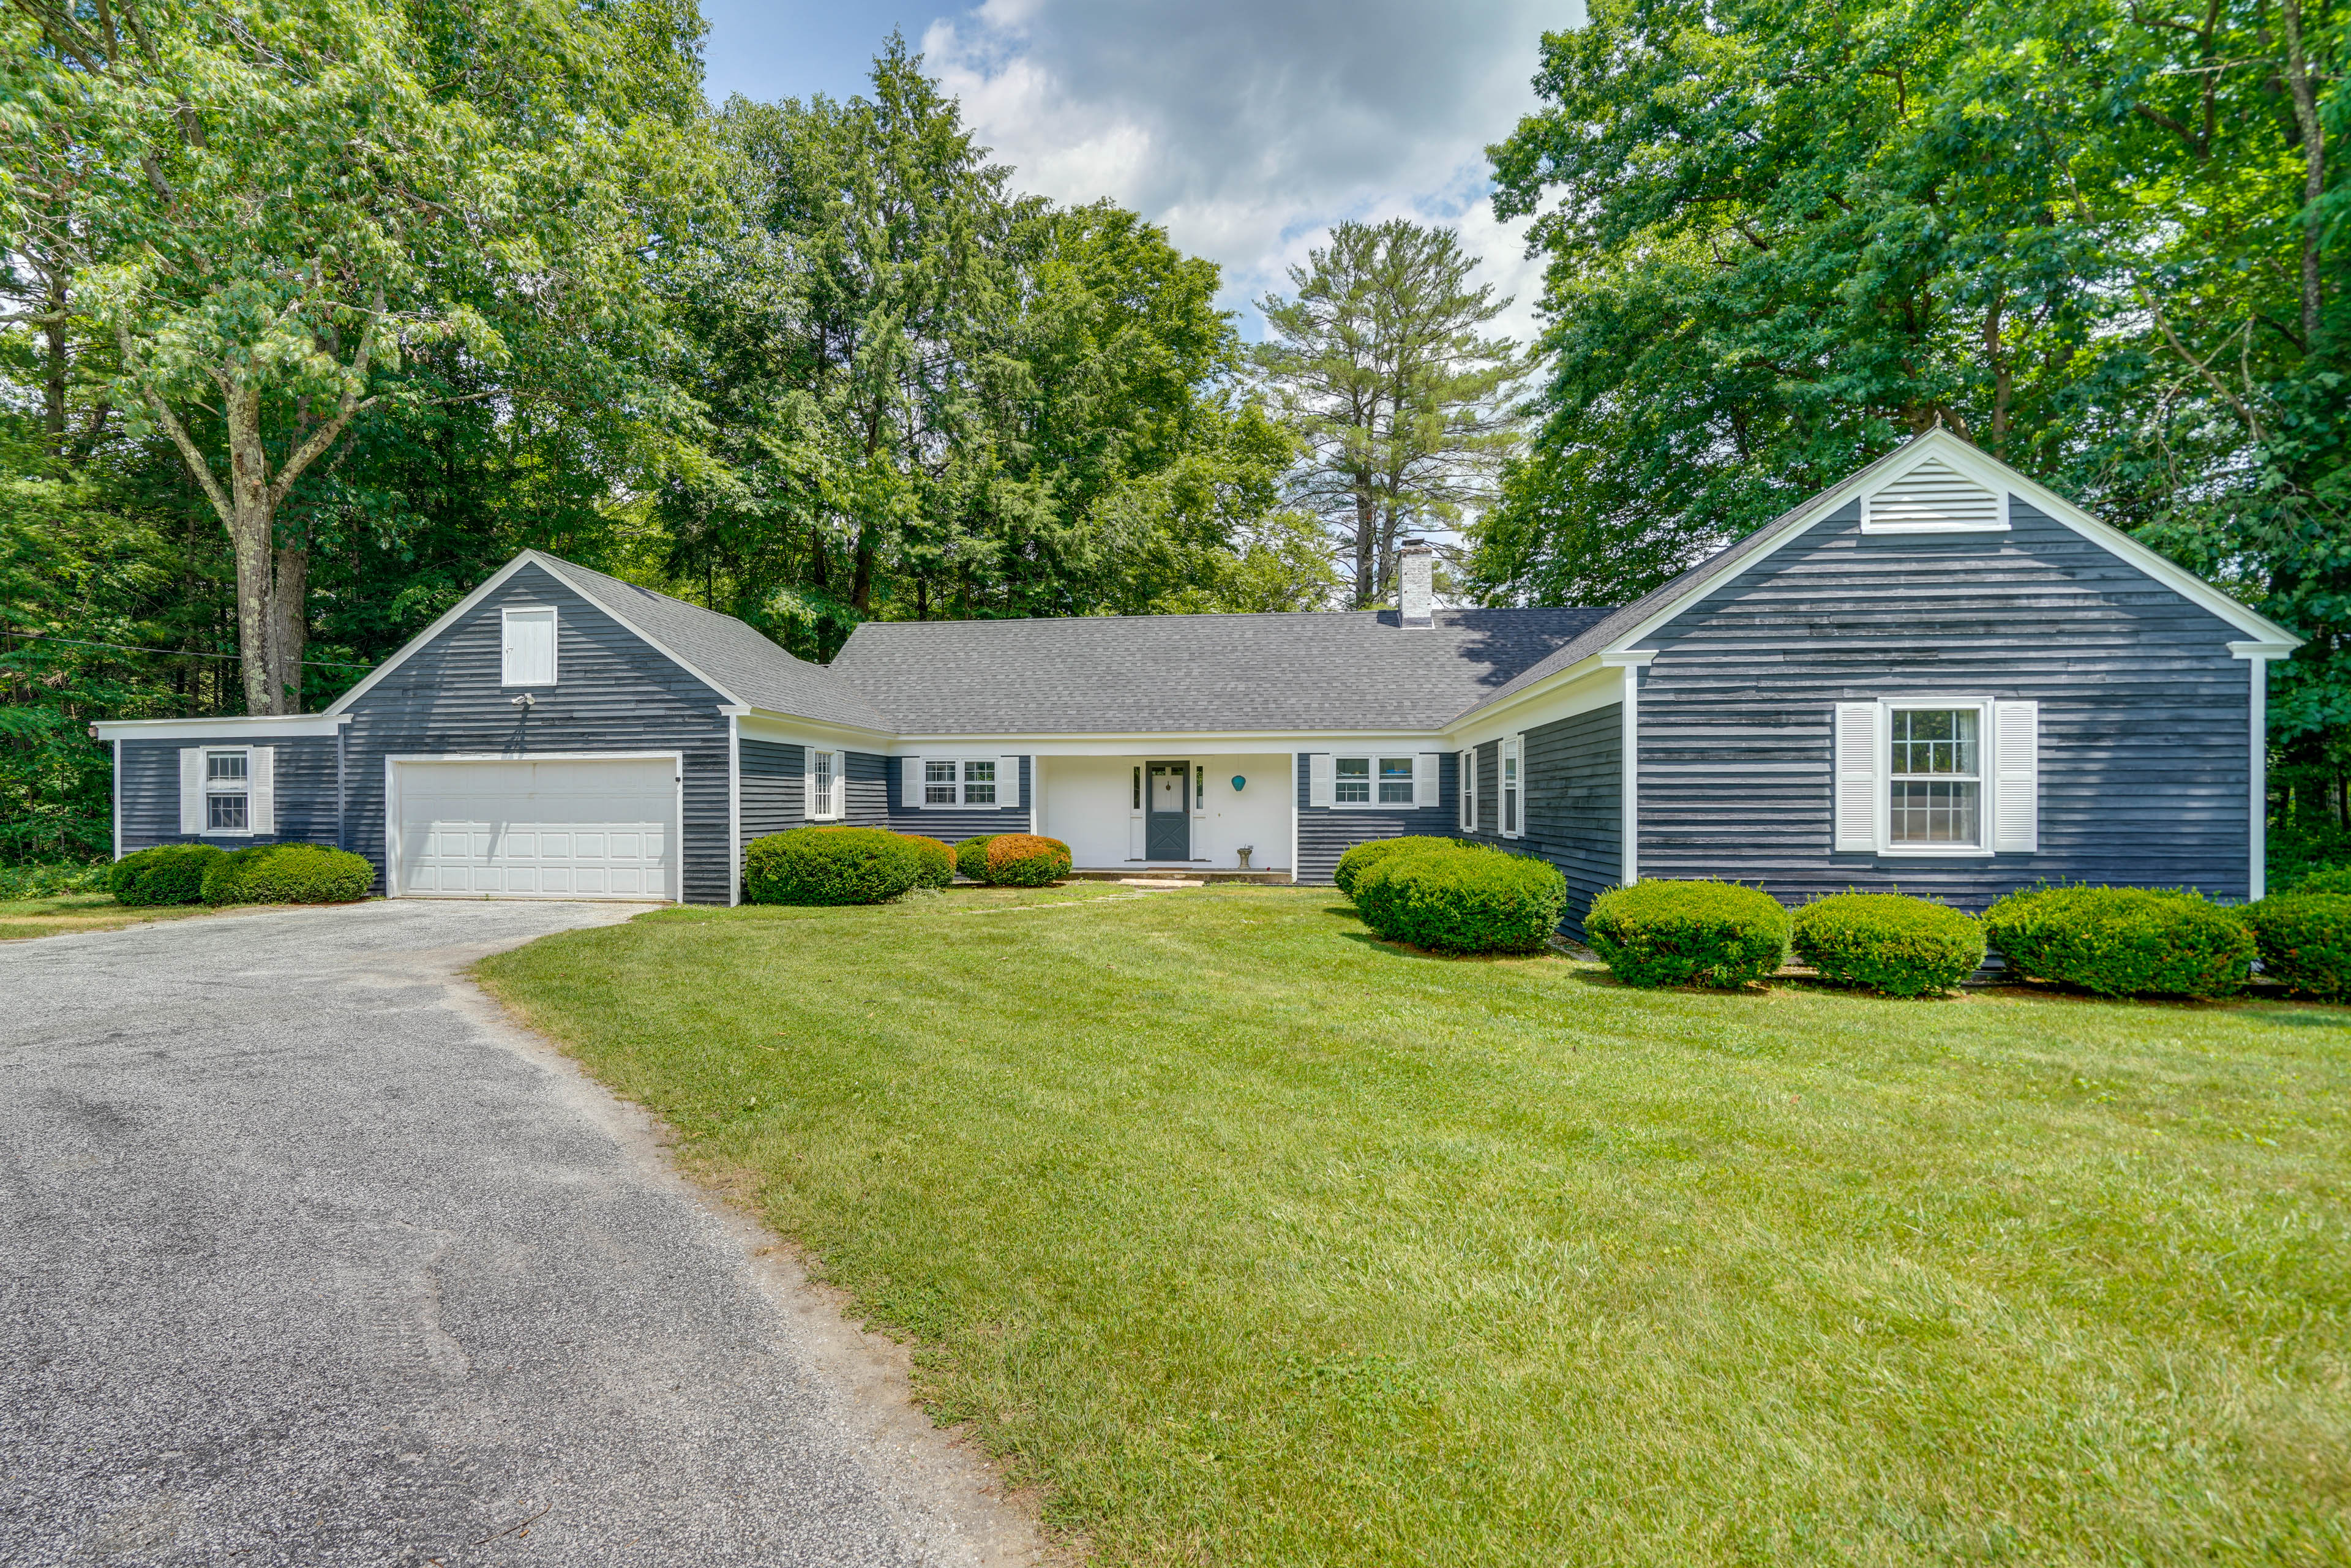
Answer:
0, 901, 1043, 1568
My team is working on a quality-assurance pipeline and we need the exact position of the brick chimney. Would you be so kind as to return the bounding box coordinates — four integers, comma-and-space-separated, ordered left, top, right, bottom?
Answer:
1398, 542, 1434, 628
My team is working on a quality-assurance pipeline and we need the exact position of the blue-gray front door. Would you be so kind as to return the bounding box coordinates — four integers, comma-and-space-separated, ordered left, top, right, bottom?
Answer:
1146, 761, 1190, 860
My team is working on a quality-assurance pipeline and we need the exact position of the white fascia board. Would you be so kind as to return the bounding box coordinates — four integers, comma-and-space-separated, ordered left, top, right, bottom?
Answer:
886, 731, 1449, 757
736, 710, 899, 749
2229, 640, 2297, 661
94, 713, 352, 741
321, 550, 749, 716
1440, 659, 1619, 743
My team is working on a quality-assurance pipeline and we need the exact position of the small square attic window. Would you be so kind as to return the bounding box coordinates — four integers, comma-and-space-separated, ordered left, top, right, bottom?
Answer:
1861, 457, 2006, 534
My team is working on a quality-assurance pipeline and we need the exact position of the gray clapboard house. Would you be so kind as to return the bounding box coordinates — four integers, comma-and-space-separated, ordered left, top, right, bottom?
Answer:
98, 432, 2298, 928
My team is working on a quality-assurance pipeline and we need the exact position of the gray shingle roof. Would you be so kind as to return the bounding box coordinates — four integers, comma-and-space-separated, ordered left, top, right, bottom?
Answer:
825, 607, 1611, 734
529, 553, 896, 732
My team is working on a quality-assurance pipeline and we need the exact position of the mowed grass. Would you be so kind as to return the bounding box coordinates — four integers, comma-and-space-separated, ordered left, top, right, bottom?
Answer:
477, 885, 2351, 1566
0, 891, 212, 941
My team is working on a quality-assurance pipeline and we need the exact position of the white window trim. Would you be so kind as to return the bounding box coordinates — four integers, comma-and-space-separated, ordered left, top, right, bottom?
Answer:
808, 748, 847, 821
1499, 734, 1524, 839
200, 744, 257, 838
1457, 748, 1476, 831
909, 754, 1015, 809
501, 604, 559, 687
1874, 696, 1995, 858
1327, 752, 1420, 810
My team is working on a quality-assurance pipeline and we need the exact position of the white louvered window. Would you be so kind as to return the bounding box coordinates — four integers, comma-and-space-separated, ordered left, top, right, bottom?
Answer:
1862, 457, 2004, 534
926, 760, 958, 805
1888, 708, 1979, 846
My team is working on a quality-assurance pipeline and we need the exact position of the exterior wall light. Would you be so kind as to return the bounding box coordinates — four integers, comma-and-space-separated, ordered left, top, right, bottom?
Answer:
1230, 775, 1246, 792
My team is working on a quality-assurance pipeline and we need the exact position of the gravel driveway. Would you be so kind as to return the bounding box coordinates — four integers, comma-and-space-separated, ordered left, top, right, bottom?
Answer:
0, 901, 1045, 1568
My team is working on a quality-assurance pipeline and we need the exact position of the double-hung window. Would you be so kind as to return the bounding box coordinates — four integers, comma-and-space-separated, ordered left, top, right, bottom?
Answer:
206, 749, 249, 831
1376, 757, 1414, 804
925, 760, 958, 806
962, 759, 997, 806
1457, 749, 1476, 831
1500, 736, 1522, 838
1334, 757, 1371, 803
906, 754, 1018, 809
1318, 753, 1439, 811
1888, 708, 1978, 846
808, 748, 846, 820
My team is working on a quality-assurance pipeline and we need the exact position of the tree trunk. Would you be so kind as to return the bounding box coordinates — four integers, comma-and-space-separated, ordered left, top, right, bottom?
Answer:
223, 384, 285, 715
2278, 0, 2327, 346
270, 536, 308, 712
42, 269, 67, 455
1352, 487, 1377, 608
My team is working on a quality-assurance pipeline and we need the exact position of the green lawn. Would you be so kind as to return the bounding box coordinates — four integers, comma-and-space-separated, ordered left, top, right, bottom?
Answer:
0, 891, 214, 941
476, 885, 2351, 1567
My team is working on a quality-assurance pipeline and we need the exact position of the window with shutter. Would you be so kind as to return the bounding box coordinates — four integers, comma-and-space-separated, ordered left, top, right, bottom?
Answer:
1457, 750, 1475, 830
1308, 754, 1335, 808
1832, 703, 1881, 852
1992, 701, 2039, 852
1501, 736, 1521, 838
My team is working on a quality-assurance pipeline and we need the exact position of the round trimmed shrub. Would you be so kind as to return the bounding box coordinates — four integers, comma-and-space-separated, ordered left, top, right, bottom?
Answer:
1585, 879, 1790, 989
110, 843, 225, 907
1981, 885, 2254, 999
202, 844, 374, 906
2285, 866, 2351, 897
2240, 893, 2351, 999
745, 827, 920, 906
981, 833, 1073, 887
1334, 835, 1477, 898
1790, 892, 1987, 997
899, 833, 955, 890
953, 835, 1000, 882
1352, 846, 1567, 955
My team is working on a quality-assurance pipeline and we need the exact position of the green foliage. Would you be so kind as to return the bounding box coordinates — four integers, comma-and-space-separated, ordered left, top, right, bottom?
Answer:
745, 827, 918, 906
109, 844, 225, 907
982, 834, 1074, 888
0, 861, 112, 900
2288, 866, 2351, 897
1585, 880, 1790, 989
899, 833, 955, 890
1333, 835, 1478, 898
1982, 886, 2255, 999
953, 835, 1002, 883
2240, 895, 2351, 999
1474, 0, 2349, 763
1790, 893, 1987, 997
1351, 846, 1568, 955
201, 844, 374, 906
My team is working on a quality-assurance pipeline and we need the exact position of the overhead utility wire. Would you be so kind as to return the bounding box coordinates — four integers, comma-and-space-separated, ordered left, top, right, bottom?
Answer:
1, 629, 376, 669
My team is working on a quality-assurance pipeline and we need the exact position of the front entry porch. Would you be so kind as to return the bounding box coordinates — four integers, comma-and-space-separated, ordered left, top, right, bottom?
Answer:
1033, 753, 1295, 876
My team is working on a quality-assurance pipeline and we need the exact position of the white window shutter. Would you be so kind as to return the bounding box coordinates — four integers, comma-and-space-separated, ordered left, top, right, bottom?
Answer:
803, 750, 819, 820
1993, 700, 2039, 852
902, 755, 923, 808
178, 748, 205, 834
1833, 703, 1881, 852
999, 755, 1020, 811
1308, 753, 1334, 808
250, 746, 276, 834
1458, 750, 1475, 830
1413, 753, 1438, 808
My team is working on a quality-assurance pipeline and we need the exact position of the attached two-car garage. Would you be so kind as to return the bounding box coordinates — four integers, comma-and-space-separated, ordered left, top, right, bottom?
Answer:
388, 756, 680, 900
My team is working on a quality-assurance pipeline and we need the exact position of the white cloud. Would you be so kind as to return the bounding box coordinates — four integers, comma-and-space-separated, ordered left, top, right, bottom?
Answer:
920, 0, 1575, 345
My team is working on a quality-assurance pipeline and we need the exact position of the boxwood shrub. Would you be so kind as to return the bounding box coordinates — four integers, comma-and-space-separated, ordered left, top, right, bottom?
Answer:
201, 844, 374, 906
746, 827, 919, 906
1790, 892, 1986, 996
953, 835, 1000, 882
1585, 879, 1790, 989
2285, 866, 2351, 897
110, 843, 225, 906
1333, 835, 1477, 898
1981, 885, 2254, 999
899, 833, 956, 890
2240, 893, 2351, 999
1352, 846, 1567, 955
982, 833, 1073, 887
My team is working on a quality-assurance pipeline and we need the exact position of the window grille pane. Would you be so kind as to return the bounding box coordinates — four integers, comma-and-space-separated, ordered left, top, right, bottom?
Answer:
1889, 708, 1977, 778
208, 792, 247, 830
1376, 757, 1414, 803
1335, 757, 1370, 803
926, 760, 957, 805
1889, 781, 1979, 844
208, 751, 247, 782
964, 759, 996, 806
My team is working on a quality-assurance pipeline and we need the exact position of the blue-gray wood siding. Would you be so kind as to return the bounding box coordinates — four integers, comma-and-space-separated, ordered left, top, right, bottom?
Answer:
1457, 705, 1622, 937
340, 562, 735, 903
115, 735, 341, 854
1634, 498, 2252, 907
740, 739, 803, 846
1293, 752, 1459, 883
846, 750, 891, 828
885, 756, 1030, 841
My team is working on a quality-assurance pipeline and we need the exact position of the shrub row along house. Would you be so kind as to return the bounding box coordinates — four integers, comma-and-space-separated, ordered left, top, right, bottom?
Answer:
97, 432, 2297, 931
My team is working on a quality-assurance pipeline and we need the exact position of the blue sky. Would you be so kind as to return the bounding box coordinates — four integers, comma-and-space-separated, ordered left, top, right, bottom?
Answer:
696, 0, 1580, 341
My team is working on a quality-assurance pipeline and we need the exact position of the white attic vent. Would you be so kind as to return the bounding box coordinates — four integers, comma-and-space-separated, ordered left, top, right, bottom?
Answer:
1861, 457, 2006, 534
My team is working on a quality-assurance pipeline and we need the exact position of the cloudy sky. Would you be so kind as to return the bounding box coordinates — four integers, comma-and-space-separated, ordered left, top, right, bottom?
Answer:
697, 0, 1581, 342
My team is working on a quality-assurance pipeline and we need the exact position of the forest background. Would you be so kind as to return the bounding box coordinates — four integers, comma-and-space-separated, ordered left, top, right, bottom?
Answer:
2, 0, 2344, 872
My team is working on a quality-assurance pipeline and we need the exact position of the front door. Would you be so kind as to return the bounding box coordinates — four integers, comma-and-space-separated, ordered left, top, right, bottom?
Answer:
1145, 761, 1190, 861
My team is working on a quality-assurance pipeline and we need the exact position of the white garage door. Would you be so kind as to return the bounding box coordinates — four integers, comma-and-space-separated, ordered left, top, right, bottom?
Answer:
392, 757, 678, 900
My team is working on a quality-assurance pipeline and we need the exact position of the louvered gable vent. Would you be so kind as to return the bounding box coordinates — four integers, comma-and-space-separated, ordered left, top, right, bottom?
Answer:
1863, 457, 2004, 533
